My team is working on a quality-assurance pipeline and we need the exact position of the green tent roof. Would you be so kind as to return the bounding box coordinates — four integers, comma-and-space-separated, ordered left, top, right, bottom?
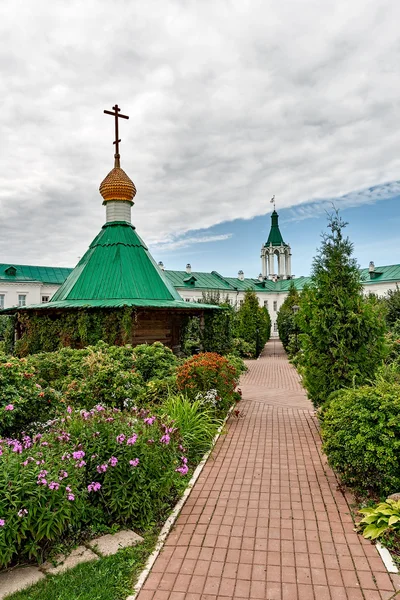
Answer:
10, 221, 217, 312
265, 211, 287, 247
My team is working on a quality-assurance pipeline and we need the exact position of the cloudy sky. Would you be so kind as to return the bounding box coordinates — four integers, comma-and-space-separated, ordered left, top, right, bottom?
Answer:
1, 0, 399, 277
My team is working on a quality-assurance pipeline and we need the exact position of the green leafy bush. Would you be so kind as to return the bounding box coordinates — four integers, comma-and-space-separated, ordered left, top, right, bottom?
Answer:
320, 382, 400, 495
132, 342, 178, 382
231, 338, 256, 359
163, 395, 220, 462
0, 405, 187, 567
298, 212, 386, 406
0, 357, 61, 436
358, 500, 400, 540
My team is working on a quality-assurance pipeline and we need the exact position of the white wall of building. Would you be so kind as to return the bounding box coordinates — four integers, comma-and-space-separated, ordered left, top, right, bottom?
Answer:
0, 283, 60, 310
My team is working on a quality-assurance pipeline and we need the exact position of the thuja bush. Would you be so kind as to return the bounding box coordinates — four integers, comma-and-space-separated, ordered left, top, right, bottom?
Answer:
234, 291, 271, 357
177, 353, 239, 410
320, 382, 400, 496
0, 357, 61, 437
298, 212, 386, 406
276, 282, 301, 353
0, 405, 188, 567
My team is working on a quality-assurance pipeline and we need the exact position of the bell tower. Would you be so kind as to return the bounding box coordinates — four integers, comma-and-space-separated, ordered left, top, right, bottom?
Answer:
260, 207, 292, 280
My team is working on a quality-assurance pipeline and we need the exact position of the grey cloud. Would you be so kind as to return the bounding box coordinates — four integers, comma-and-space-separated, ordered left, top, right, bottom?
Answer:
0, 0, 399, 266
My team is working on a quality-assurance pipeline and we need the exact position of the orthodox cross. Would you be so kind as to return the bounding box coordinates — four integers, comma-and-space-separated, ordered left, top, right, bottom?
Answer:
270, 195, 276, 210
103, 104, 129, 164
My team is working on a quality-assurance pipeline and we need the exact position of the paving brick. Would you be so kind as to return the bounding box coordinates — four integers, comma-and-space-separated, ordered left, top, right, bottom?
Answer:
135, 340, 396, 600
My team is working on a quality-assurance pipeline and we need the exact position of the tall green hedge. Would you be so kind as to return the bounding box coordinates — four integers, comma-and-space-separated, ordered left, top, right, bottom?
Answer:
297, 212, 386, 406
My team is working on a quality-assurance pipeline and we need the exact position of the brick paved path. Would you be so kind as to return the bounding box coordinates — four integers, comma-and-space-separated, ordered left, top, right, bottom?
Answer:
137, 340, 400, 600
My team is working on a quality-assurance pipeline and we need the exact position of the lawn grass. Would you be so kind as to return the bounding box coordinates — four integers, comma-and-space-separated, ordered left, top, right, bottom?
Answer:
6, 531, 158, 600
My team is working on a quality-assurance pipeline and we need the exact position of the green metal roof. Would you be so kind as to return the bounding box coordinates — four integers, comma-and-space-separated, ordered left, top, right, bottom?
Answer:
265, 211, 287, 247
0, 263, 72, 284
360, 264, 400, 285
164, 270, 234, 290
50, 222, 184, 304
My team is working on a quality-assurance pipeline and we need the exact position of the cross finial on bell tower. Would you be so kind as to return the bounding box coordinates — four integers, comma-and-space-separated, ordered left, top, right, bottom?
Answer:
103, 104, 129, 168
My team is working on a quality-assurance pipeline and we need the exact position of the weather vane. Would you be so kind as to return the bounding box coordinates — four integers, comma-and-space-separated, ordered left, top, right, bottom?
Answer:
103, 104, 129, 166
270, 195, 276, 211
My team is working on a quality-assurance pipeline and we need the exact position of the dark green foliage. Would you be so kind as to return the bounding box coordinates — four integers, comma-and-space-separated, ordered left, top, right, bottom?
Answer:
298, 212, 386, 406
0, 357, 62, 436
202, 308, 234, 355
276, 283, 301, 353
132, 342, 178, 382
13, 307, 137, 356
320, 382, 400, 496
181, 316, 201, 356
234, 291, 271, 357
385, 286, 400, 327
231, 337, 255, 358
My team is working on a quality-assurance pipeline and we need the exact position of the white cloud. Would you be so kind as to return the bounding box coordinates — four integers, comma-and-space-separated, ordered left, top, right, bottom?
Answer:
150, 233, 232, 252
0, 0, 399, 266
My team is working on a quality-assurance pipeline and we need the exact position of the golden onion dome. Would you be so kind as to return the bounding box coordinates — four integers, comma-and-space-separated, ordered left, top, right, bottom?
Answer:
99, 166, 137, 203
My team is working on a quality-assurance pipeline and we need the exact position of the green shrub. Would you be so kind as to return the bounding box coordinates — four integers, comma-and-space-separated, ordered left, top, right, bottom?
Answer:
163, 395, 220, 462
132, 342, 178, 382
231, 337, 256, 358
276, 283, 301, 353
358, 499, 400, 540
320, 383, 400, 495
298, 212, 386, 406
225, 354, 248, 379
0, 405, 186, 567
234, 291, 271, 356
0, 357, 61, 437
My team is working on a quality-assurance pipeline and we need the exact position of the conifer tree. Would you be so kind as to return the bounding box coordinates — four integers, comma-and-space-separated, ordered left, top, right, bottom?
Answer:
276, 282, 301, 351
235, 291, 271, 356
298, 211, 386, 406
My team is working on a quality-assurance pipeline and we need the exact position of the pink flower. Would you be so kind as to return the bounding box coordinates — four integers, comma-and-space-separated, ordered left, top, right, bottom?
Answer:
18, 509, 28, 517
58, 471, 68, 480
109, 456, 118, 467
41, 442, 49, 447
160, 434, 170, 445
0, 519, 5, 527
76, 460, 86, 468
72, 450, 85, 460
87, 482, 101, 493
4, 404, 14, 411
66, 486, 72, 493
37, 478, 47, 486
95, 405, 105, 412
144, 416, 156, 425
127, 434, 137, 446
67, 493, 75, 501
48, 481, 60, 491
175, 464, 189, 475
129, 458, 139, 467
66, 406, 72, 414
116, 434, 125, 444
96, 464, 108, 473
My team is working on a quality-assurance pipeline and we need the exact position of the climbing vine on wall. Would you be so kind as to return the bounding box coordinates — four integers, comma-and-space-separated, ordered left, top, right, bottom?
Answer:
13, 307, 137, 356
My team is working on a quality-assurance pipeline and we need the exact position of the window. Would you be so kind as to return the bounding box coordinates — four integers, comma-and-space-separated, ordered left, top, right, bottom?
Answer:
18, 295, 26, 307
0, 295, 4, 309
264, 300, 268, 308
185, 298, 191, 302
273, 301, 277, 311
41, 296, 50, 303
274, 322, 278, 332
239, 299, 244, 307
